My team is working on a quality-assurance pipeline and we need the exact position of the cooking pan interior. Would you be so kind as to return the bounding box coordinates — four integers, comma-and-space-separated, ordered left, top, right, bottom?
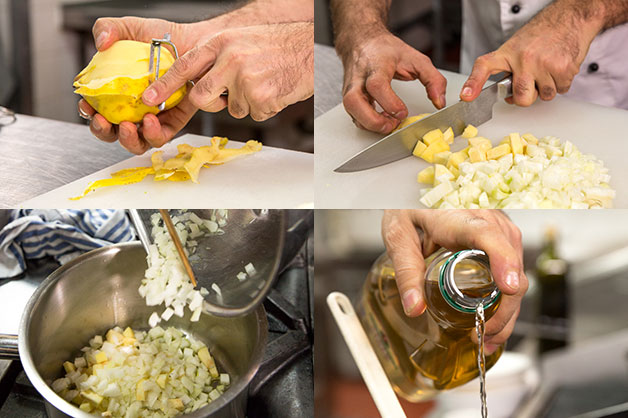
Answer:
20, 242, 267, 416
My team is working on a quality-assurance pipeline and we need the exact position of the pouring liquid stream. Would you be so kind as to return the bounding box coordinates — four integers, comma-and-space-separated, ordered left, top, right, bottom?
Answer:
476, 303, 487, 418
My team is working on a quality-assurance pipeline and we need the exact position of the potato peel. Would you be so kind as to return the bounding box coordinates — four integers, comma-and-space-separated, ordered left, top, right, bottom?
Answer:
70, 138, 262, 200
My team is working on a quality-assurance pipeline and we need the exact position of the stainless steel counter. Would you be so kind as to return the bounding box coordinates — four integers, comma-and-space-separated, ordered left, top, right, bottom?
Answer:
0, 114, 131, 207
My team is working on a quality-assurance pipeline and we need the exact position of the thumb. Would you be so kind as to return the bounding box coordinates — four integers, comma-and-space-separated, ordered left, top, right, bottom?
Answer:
143, 43, 218, 107
460, 52, 510, 101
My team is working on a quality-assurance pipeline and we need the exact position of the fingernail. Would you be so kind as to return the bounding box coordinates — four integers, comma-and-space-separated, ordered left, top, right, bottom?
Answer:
505, 270, 519, 291
93, 121, 101, 132
439, 94, 446, 108
462, 87, 472, 97
401, 289, 420, 315
485, 343, 500, 355
143, 87, 158, 104
95, 31, 108, 49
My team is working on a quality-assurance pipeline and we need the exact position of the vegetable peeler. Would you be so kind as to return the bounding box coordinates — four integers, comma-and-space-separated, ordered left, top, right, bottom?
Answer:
149, 33, 179, 111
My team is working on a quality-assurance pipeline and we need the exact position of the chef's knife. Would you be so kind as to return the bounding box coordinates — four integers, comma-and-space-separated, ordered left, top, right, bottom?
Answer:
334, 75, 513, 173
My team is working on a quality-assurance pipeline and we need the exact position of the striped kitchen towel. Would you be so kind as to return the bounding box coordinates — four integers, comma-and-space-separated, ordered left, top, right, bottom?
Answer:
0, 209, 136, 278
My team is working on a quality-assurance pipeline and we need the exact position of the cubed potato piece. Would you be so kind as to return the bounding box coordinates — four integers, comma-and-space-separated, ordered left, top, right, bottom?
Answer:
393, 113, 431, 132
509, 132, 524, 154
461, 124, 478, 138
443, 127, 454, 144
81, 391, 103, 406
468, 137, 492, 152
468, 147, 486, 163
447, 151, 467, 168
197, 346, 215, 370
422, 128, 444, 145
417, 166, 435, 184
446, 162, 460, 177
420, 138, 450, 163
487, 143, 511, 160
434, 164, 454, 185
136, 380, 146, 401
63, 361, 76, 374
412, 140, 427, 157
522, 133, 539, 145
122, 327, 135, 339
94, 351, 107, 364
433, 151, 451, 165
168, 398, 184, 410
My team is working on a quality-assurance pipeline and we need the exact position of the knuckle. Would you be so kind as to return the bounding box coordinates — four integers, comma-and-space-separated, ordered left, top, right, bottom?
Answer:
188, 79, 215, 107
539, 85, 556, 100
228, 101, 247, 119
365, 76, 386, 93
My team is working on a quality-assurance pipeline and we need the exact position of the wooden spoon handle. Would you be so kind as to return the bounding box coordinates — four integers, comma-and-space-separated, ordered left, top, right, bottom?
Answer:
159, 209, 197, 287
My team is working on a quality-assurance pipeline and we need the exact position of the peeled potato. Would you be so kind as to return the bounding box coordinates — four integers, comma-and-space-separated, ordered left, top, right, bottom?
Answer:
74, 40, 186, 124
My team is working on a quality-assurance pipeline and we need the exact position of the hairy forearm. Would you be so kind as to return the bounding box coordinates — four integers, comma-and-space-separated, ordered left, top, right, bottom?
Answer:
331, 0, 391, 58
545, 0, 628, 34
194, 0, 313, 32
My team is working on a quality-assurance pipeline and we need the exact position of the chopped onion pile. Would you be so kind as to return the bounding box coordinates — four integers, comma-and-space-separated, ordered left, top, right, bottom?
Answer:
139, 210, 229, 325
51, 326, 230, 417
416, 132, 614, 209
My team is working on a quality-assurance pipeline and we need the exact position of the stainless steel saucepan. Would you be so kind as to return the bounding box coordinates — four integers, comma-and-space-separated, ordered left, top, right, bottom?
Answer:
0, 242, 267, 417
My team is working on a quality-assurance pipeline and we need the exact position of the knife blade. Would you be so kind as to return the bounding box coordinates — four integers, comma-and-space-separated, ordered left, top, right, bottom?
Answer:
334, 75, 513, 173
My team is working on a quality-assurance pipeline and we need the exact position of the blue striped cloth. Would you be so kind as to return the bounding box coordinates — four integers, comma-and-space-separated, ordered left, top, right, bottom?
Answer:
0, 210, 136, 278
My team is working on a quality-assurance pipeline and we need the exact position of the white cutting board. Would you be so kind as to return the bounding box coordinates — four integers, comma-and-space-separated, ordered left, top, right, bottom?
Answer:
315, 70, 628, 208
20, 134, 313, 209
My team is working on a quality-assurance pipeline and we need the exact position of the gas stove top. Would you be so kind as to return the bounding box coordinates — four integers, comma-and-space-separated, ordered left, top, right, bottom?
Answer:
0, 235, 313, 418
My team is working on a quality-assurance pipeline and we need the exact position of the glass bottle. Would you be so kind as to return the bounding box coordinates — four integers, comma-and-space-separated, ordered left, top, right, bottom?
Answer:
536, 226, 569, 354
356, 248, 504, 402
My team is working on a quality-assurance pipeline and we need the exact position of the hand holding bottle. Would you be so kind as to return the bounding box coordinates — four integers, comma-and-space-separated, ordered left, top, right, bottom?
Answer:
381, 209, 528, 354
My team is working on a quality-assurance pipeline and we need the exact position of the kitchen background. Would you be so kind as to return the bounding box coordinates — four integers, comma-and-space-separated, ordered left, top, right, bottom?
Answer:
0, 0, 313, 152
314, 210, 628, 418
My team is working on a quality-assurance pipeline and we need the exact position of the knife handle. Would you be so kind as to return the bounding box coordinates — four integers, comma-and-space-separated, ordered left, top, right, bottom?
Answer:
498, 75, 513, 100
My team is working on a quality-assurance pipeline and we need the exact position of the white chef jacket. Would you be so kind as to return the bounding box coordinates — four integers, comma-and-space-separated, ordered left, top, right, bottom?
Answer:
461, 0, 628, 109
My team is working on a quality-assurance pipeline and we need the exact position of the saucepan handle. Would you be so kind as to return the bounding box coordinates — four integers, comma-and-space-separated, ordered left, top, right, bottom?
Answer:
0, 333, 19, 360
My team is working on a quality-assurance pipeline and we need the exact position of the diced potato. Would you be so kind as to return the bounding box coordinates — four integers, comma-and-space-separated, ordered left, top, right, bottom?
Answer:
446, 162, 460, 177
487, 143, 511, 160
81, 391, 103, 405
63, 361, 76, 374
420, 139, 450, 163
468, 147, 486, 163
94, 351, 108, 364
79, 402, 93, 412
136, 380, 146, 401
433, 151, 452, 165
522, 133, 539, 145
123, 327, 135, 339
417, 166, 435, 184
509, 132, 524, 154
168, 398, 184, 410
197, 346, 215, 370
156, 374, 167, 389
443, 127, 454, 144
412, 140, 427, 157
447, 151, 467, 169
468, 137, 492, 152
106, 329, 123, 345
422, 129, 443, 145
462, 124, 478, 138
434, 164, 455, 186
393, 113, 431, 132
